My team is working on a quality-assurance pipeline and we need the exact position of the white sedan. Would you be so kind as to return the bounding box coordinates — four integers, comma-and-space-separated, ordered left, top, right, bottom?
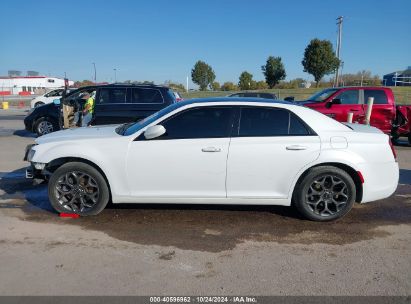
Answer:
25, 98, 399, 221
30, 88, 77, 108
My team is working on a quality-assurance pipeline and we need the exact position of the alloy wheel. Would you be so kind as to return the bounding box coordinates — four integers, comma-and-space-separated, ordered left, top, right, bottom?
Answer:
305, 175, 349, 217
37, 121, 54, 135
54, 171, 100, 213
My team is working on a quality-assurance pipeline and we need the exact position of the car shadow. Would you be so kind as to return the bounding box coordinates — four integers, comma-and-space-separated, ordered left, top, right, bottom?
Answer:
0, 168, 53, 213
393, 137, 410, 147
13, 130, 36, 138
399, 169, 411, 185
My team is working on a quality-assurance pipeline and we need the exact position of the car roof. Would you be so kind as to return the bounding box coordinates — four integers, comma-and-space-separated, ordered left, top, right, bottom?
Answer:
63, 83, 170, 97
177, 97, 292, 106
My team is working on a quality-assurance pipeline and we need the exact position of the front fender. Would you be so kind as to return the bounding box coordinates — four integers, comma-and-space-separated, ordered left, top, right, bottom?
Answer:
31, 140, 129, 197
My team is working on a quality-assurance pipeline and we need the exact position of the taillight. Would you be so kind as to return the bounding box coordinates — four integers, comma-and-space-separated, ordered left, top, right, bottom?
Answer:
389, 138, 397, 160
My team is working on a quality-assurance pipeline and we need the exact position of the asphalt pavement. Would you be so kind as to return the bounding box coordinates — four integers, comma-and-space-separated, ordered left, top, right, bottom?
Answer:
0, 108, 410, 296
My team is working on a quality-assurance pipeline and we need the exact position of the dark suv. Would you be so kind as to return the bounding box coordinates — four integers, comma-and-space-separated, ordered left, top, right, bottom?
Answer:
24, 84, 177, 136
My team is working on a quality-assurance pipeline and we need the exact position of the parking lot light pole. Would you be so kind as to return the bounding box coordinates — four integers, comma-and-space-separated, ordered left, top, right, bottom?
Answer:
113, 68, 117, 83
92, 63, 97, 83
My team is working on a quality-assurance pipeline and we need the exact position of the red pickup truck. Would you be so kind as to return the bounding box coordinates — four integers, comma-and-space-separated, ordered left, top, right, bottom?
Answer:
295, 86, 411, 143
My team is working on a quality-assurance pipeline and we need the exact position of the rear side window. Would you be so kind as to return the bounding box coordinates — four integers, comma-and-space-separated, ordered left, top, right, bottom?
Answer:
244, 93, 258, 97
364, 90, 388, 104
98, 88, 127, 104
131, 88, 163, 103
238, 107, 311, 137
160, 107, 233, 139
334, 90, 359, 104
258, 93, 276, 99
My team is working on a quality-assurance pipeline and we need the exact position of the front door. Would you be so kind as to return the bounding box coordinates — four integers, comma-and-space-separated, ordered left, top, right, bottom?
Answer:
326, 89, 365, 123
126, 106, 235, 198
227, 107, 321, 199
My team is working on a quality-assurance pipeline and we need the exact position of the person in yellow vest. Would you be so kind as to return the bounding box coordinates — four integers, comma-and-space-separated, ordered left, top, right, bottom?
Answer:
81, 91, 95, 127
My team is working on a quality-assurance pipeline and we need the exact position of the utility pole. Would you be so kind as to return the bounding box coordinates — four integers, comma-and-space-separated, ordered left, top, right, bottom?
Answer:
92, 63, 97, 83
113, 68, 117, 83
186, 76, 189, 92
334, 16, 343, 87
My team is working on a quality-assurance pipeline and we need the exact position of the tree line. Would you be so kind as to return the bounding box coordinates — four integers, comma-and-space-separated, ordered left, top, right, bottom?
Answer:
191, 38, 348, 91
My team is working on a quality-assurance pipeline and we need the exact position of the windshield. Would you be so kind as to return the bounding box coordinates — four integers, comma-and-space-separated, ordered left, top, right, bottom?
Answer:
307, 88, 338, 102
120, 102, 185, 136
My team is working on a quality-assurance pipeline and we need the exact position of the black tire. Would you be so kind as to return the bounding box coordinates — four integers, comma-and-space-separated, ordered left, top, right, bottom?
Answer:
34, 117, 58, 136
391, 134, 399, 145
408, 134, 411, 146
293, 166, 356, 221
34, 101, 45, 107
48, 162, 110, 216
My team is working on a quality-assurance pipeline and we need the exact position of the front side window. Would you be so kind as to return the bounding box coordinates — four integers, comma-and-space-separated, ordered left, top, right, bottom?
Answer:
364, 90, 388, 104
334, 90, 359, 104
159, 107, 234, 139
45, 89, 62, 97
308, 88, 338, 102
98, 88, 127, 104
131, 88, 163, 103
238, 107, 310, 137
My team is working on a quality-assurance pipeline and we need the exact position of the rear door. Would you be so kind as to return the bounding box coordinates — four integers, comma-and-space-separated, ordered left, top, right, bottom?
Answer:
363, 89, 395, 133
226, 106, 320, 199
93, 87, 130, 124
128, 87, 167, 122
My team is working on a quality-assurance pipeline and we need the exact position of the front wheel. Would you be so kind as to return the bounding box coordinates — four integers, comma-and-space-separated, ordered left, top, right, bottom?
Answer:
293, 166, 356, 221
48, 162, 110, 216
34, 117, 58, 136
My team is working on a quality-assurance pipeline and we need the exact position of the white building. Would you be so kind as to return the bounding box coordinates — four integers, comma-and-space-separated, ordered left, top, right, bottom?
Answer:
0, 76, 74, 95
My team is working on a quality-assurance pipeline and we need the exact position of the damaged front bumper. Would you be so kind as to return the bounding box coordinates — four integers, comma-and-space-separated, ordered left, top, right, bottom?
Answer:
24, 143, 49, 180
25, 164, 49, 180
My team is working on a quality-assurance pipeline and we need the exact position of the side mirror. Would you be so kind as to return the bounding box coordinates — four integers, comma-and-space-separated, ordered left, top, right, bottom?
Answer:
284, 96, 295, 102
325, 98, 341, 109
53, 98, 61, 105
144, 125, 166, 140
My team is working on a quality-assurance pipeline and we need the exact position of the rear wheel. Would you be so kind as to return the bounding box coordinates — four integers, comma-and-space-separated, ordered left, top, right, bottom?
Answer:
294, 166, 356, 221
34, 101, 45, 107
48, 162, 109, 216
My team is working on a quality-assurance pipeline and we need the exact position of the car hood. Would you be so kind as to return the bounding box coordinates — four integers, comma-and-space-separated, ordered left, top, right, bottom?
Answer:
35, 125, 120, 144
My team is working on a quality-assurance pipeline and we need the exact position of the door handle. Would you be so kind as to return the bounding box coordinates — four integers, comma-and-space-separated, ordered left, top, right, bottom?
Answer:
286, 145, 307, 151
349, 109, 360, 111
201, 147, 221, 152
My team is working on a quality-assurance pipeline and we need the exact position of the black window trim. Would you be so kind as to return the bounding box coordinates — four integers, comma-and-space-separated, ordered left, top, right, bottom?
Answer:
232, 106, 317, 137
